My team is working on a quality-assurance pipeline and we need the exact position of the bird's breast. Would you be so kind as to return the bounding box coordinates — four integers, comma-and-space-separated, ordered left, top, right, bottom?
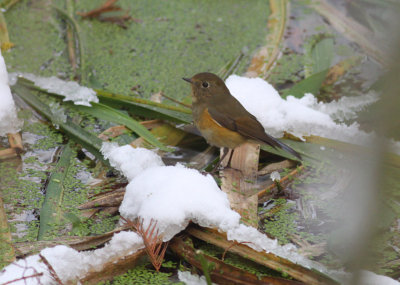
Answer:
194, 108, 246, 149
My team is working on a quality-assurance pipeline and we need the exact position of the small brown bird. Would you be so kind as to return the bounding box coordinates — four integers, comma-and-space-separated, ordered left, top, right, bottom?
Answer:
183, 72, 301, 169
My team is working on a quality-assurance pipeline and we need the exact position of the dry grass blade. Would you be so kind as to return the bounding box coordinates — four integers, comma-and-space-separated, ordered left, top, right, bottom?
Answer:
78, 191, 125, 210
246, 0, 288, 78
77, 0, 136, 29
121, 217, 168, 272
161, 93, 192, 108
77, 0, 121, 18
39, 253, 63, 285
66, 0, 77, 76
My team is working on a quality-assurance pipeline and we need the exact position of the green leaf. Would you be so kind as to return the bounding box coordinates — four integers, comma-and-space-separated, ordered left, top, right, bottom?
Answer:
304, 34, 334, 77
95, 89, 192, 114
38, 144, 74, 240
12, 82, 105, 161
16, 77, 192, 124
72, 103, 172, 152
312, 38, 333, 74
99, 96, 192, 124
281, 68, 329, 98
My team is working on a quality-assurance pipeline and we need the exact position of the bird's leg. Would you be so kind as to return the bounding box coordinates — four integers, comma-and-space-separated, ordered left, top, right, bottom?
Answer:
226, 149, 235, 168
211, 147, 230, 173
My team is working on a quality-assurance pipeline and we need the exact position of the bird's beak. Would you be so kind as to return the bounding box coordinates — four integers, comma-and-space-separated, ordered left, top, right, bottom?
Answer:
182, 77, 192, 83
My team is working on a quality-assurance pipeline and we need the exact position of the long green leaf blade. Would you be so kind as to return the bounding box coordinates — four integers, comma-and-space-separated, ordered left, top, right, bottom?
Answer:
73, 103, 172, 152
98, 96, 192, 124
12, 82, 104, 161
281, 68, 329, 98
311, 38, 334, 75
38, 144, 73, 240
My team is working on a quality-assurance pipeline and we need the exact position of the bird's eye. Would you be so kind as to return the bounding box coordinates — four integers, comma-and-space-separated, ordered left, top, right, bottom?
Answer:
202, 81, 209, 88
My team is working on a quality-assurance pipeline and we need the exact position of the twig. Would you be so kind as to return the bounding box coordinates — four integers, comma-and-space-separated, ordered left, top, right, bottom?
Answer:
77, 0, 135, 29
66, 0, 77, 76
161, 93, 192, 108
53, 6, 86, 83
3, 260, 43, 285
39, 253, 64, 285
221, 241, 251, 261
1, 273, 44, 285
218, 48, 246, 81
77, 0, 120, 18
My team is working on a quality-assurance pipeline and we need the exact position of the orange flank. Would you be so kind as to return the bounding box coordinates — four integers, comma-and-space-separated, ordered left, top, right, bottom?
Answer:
196, 108, 246, 149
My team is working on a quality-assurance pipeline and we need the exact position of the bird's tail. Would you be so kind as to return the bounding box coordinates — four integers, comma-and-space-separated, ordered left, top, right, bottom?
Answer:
275, 139, 302, 160
263, 133, 302, 160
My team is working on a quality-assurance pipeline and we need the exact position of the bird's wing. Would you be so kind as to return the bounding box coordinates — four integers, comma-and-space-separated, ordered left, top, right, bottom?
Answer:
208, 95, 302, 160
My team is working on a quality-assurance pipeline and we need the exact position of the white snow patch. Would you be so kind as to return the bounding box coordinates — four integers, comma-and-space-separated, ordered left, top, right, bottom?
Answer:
102, 144, 320, 269
270, 171, 281, 181
225, 75, 379, 145
0, 231, 143, 284
178, 271, 213, 285
10, 73, 99, 106
101, 142, 164, 181
120, 164, 240, 241
310, 92, 379, 121
0, 51, 23, 136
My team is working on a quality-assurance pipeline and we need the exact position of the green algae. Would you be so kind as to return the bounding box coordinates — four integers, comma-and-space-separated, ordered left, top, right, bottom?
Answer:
74, 0, 268, 98
268, 50, 304, 87
0, 121, 111, 242
198, 242, 287, 279
3, 0, 71, 77
99, 264, 183, 285
4, 0, 268, 100
261, 198, 298, 245
23, 122, 63, 150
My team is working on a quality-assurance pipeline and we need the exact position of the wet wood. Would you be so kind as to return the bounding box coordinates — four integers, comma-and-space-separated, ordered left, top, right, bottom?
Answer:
170, 235, 306, 285
258, 160, 296, 176
79, 249, 146, 284
0, 148, 18, 160
7, 133, 23, 152
220, 142, 260, 227
187, 225, 339, 285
